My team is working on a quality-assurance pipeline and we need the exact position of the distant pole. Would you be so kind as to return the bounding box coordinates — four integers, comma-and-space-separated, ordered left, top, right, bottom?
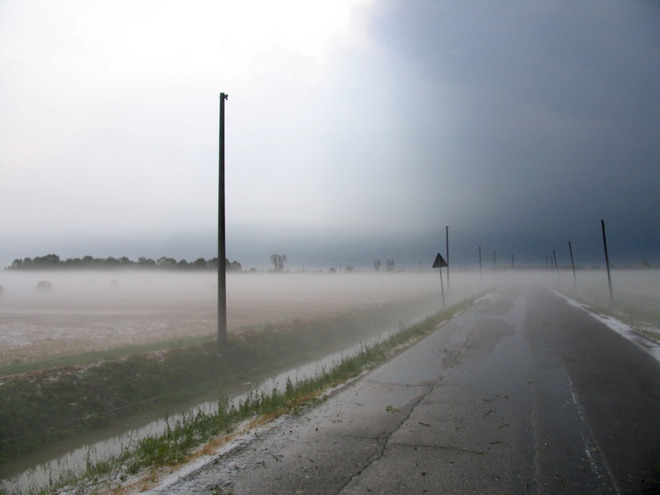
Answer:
445, 226, 449, 290
552, 249, 558, 271
568, 240, 576, 287
218, 92, 229, 346
511, 254, 514, 269
439, 265, 445, 309
493, 250, 496, 269
601, 219, 614, 305
478, 245, 482, 279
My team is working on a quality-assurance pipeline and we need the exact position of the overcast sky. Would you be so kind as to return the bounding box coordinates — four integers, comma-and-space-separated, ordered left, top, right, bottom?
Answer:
1, 0, 658, 271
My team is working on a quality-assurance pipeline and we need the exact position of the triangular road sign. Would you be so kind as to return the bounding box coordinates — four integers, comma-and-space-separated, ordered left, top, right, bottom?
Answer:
432, 253, 448, 268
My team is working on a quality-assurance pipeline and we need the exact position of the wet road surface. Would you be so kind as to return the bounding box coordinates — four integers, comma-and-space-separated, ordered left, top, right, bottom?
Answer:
151, 285, 660, 494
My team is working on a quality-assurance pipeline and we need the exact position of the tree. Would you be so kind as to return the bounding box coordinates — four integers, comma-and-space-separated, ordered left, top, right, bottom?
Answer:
31, 254, 60, 268
82, 255, 96, 268
138, 257, 157, 268
374, 260, 381, 272
103, 257, 120, 268
270, 254, 287, 272
192, 257, 209, 270
386, 259, 395, 272
157, 257, 177, 269
118, 256, 133, 267
227, 259, 242, 272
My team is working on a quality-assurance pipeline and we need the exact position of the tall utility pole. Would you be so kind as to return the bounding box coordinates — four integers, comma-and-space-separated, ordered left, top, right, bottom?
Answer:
601, 219, 614, 305
445, 226, 449, 290
478, 245, 482, 279
218, 92, 229, 346
568, 240, 576, 287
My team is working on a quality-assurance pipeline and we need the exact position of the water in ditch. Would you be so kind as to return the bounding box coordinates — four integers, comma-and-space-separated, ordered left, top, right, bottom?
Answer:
0, 329, 398, 493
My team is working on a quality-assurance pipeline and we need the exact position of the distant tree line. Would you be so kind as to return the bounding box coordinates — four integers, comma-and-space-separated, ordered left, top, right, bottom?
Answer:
6, 254, 243, 272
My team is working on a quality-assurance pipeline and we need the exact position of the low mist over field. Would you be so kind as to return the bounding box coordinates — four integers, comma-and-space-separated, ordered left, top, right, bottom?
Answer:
1, 268, 657, 367
0, 270, 464, 366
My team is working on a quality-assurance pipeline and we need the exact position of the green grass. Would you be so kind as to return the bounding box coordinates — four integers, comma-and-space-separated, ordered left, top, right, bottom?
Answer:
0, 334, 216, 377
0, 297, 475, 495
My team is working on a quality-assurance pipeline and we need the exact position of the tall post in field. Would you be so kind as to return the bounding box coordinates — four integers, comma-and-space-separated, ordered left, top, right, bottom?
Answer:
478, 245, 482, 279
601, 219, 614, 305
568, 240, 576, 287
445, 226, 449, 290
218, 92, 229, 346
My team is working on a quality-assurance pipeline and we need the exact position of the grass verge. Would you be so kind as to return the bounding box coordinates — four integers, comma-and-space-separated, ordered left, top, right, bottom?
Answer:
0, 295, 446, 464
0, 297, 474, 495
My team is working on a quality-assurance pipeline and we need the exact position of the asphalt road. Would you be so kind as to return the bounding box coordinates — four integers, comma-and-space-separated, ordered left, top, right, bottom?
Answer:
151, 285, 660, 494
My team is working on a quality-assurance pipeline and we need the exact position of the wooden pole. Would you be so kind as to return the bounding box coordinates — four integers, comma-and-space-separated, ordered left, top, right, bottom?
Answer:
601, 219, 614, 305
568, 240, 576, 287
478, 245, 482, 279
439, 266, 445, 309
218, 93, 229, 346
445, 226, 449, 290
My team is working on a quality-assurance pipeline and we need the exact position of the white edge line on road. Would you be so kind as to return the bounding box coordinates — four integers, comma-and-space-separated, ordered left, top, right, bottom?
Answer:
551, 290, 660, 363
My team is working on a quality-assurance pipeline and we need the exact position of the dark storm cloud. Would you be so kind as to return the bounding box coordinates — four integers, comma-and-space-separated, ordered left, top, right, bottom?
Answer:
1, 0, 658, 270
339, 0, 660, 266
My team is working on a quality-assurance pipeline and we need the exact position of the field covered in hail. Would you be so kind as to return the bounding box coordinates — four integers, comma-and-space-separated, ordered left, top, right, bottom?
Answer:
0, 270, 487, 368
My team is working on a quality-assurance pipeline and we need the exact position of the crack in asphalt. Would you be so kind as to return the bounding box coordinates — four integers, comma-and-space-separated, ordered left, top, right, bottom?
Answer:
335, 383, 435, 494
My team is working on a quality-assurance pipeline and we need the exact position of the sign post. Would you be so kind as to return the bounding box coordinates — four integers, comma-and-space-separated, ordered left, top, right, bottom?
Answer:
432, 253, 448, 309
